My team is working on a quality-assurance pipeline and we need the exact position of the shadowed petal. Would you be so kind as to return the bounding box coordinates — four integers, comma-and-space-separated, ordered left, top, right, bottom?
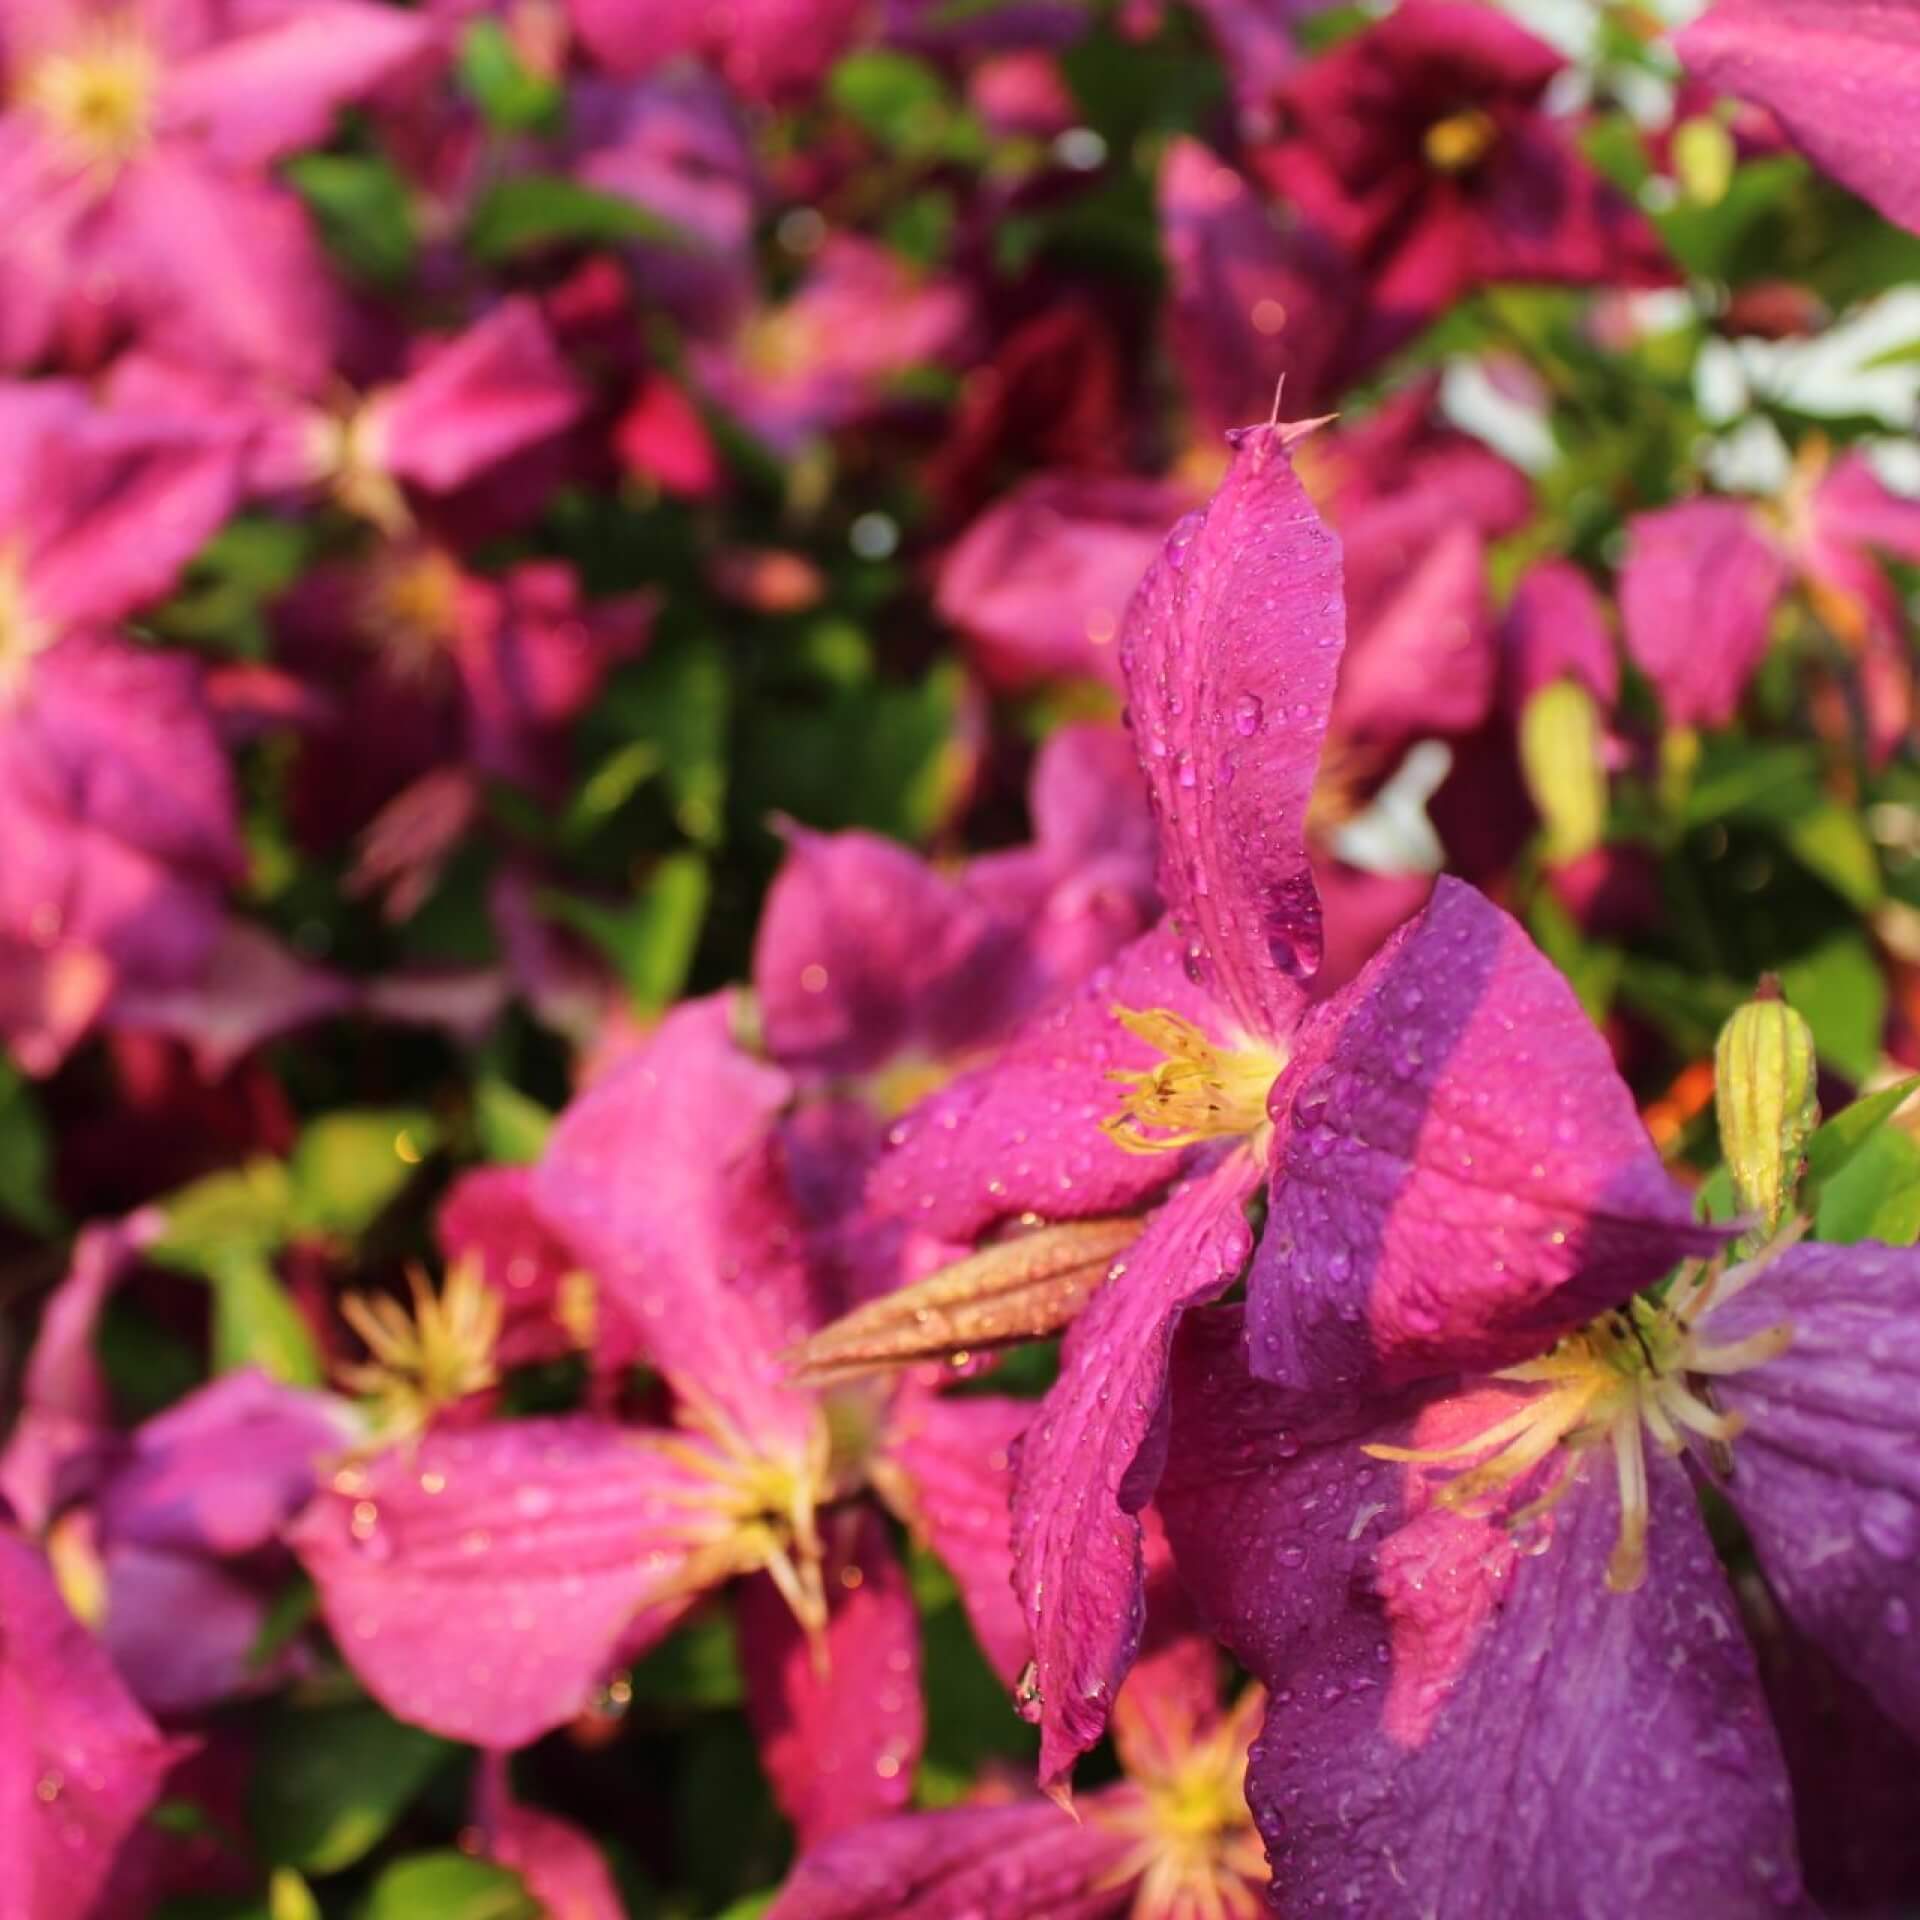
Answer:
865, 918, 1216, 1241
1621, 500, 1790, 729
1012, 1149, 1258, 1791
738, 1506, 923, 1848
1677, 0, 1920, 235
475, 1754, 626, 1920
1704, 1242, 1920, 1743
1158, 1311, 1808, 1919
288, 1419, 715, 1747
872, 1387, 1030, 1685
1503, 558, 1619, 706
1120, 422, 1343, 1044
1249, 877, 1720, 1394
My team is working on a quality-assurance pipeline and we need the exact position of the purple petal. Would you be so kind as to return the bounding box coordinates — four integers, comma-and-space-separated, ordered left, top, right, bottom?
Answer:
1121, 422, 1343, 1043
864, 919, 1215, 1242
1620, 500, 1791, 729
933, 472, 1181, 690
765, 1796, 1133, 1920
0, 1526, 182, 1920
738, 1506, 923, 1848
99, 1544, 285, 1716
1502, 557, 1620, 706
1677, 0, 1920, 236
1249, 877, 1720, 1393
532, 995, 822, 1453
1704, 1242, 1920, 1744
475, 1754, 626, 1920
1158, 1313, 1807, 1917
288, 1418, 714, 1747
372, 299, 585, 497
873, 1386, 1030, 1686
1012, 1149, 1258, 1791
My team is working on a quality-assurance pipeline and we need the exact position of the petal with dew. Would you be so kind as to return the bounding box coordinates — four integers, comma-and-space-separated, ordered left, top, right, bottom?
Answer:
1248, 877, 1721, 1395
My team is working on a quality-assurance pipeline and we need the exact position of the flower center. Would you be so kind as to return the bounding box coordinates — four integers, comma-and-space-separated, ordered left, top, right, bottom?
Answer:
1102, 1007, 1282, 1156
357, 548, 465, 682
1364, 1243, 1797, 1592
741, 309, 821, 382
339, 1260, 504, 1444
0, 549, 53, 703
1096, 1689, 1269, 1919
19, 19, 158, 173
1422, 108, 1497, 175
307, 404, 410, 536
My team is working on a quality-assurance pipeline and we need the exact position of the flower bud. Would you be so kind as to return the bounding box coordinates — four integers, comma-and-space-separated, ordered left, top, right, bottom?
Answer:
1672, 116, 1736, 207
1519, 678, 1608, 866
1714, 980, 1819, 1230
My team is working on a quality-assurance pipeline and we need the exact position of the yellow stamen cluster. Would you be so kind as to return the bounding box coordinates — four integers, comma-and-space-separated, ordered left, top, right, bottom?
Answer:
1366, 1243, 1797, 1591
19, 18, 158, 174
1097, 1689, 1269, 1920
0, 548, 53, 702
307, 405, 411, 537
339, 1260, 503, 1444
1422, 108, 1498, 175
1102, 1007, 1281, 1156
356, 547, 465, 682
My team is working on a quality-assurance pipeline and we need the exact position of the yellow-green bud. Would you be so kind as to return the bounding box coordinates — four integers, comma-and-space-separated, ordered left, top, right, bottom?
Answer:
1714, 980, 1819, 1231
1519, 678, 1608, 866
1672, 116, 1737, 208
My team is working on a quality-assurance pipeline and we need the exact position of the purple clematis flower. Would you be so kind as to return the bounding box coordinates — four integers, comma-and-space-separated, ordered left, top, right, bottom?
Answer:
0, 0, 435, 380
863, 421, 1713, 1793
1, 1519, 184, 1920
294, 997, 1034, 1847
1158, 1217, 1920, 1916
766, 1590, 1268, 1920
0, 382, 244, 1071
1677, 0, 1920, 236
1249, 0, 1670, 376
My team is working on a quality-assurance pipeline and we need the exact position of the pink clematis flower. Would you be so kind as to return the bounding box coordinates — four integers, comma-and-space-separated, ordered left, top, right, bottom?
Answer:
565, 0, 866, 103
863, 420, 1717, 1794
0, 0, 435, 380
0, 1520, 184, 1920
0, 381, 245, 1071
1677, 0, 1920, 236
294, 997, 1035, 1849
1249, 1, 1670, 379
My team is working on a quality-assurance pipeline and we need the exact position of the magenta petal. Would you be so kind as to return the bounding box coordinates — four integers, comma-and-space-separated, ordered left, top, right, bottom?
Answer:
1121, 423, 1343, 1042
289, 1419, 712, 1747
1012, 1149, 1258, 1791
765, 1795, 1132, 1920
1158, 1320, 1807, 1917
100, 1545, 284, 1716
1677, 0, 1920, 236
753, 827, 1009, 1077
532, 995, 821, 1453
0, 1526, 182, 1920
1704, 1243, 1920, 1744
1502, 557, 1619, 706
1809, 449, 1920, 567
1249, 877, 1719, 1393
372, 299, 585, 496
864, 919, 1215, 1242
873, 1387, 1030, 1686
159, 2, 436, 169
1621, 499, 1791, 729
739, 1506, 923, 1848
475, 1754, 626, 1920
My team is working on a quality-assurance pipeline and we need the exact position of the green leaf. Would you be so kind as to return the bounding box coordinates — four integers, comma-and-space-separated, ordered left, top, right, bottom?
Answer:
627, 1611, 744, 1710
0, 1061, 59, 1235
1815, 1125, 1920, 1245
601, 638, 730, 845
467, 175, 690, 262
153, 1161, 294, 1272
1781, 801, 1882, 911
251, 1702, 451, 1875
543, 853, 710, 1017
473, 1077, 554, 1166
361, 1855, 538, 1920
287, 153, 415, 288
828, 51, 985, 162
456, 19, 561, 131
1777, 931, 1887, 1084
1524, 887, 1621, 1025
206, 1251, 323, 1387
712, 1898, 778, 1920
288, 1109, 439, 1241
1805, 1077, 1920, 1191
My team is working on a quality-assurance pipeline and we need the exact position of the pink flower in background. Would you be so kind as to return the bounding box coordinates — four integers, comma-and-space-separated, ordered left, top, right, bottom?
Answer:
0, 0, 435, 378
565, 0, 867, 102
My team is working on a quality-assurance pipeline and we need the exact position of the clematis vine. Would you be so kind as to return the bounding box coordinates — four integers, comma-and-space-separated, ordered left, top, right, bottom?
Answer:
858, 419, 1714, 1794
293, 996, 1035, 1846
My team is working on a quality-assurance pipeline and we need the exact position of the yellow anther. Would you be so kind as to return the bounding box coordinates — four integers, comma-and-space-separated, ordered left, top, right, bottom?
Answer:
1422, 108, 1498, 175
1364, 1236, 1798, 1593
356, 547, 465, 682
339, 1259, 503, 1444
19, 18, 158, 173
1102, 1007, 1281, 1156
